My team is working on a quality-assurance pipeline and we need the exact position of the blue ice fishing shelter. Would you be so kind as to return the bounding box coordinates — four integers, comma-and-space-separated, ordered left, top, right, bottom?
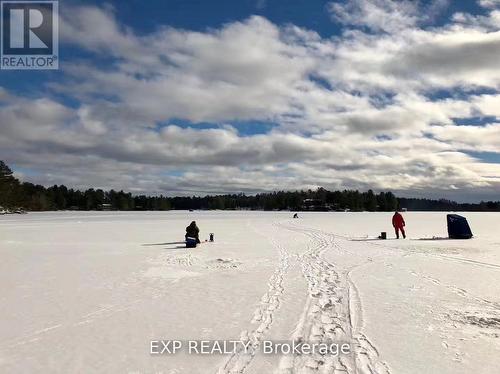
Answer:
447, 214, 473, 239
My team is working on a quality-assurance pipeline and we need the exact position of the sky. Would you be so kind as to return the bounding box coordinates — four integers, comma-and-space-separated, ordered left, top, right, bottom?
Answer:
0, 0, 499, 202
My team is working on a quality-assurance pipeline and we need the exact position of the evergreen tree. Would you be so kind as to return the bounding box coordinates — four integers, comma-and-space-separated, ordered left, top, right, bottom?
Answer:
377, 192, 387, 211
0, 161, 19, 208
365, 189, 377, 211
385, 192, 398, 211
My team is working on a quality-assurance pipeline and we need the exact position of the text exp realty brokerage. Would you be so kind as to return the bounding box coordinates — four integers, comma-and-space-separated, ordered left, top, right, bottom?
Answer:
150, 340, 351, 356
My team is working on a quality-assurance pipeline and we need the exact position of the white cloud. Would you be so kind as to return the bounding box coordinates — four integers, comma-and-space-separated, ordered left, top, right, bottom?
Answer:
327, 0, 420, 33
453, 9, 500, 30
1, 4, 499, 201
479, 0, 500, 9
429, 124, 500, 153
58, 14, 317, 124
327, 0, 449, 33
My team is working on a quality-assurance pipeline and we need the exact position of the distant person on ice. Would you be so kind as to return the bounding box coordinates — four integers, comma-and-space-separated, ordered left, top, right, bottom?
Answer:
186, 221, 200, 244
392, 211, 406, 239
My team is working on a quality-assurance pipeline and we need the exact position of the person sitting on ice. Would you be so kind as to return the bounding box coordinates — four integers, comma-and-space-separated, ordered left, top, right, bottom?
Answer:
392, 210, 406, 239
186, 221, 200, 244
293, 213, 299, 218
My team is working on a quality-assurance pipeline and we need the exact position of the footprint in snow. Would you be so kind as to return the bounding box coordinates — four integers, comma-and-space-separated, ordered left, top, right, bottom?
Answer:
205, 258, 242, 269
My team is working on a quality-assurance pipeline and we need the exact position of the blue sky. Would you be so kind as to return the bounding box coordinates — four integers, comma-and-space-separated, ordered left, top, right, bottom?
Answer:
0, 0, 489, 97
69, 0, 340, 36
0, 0, 499, 202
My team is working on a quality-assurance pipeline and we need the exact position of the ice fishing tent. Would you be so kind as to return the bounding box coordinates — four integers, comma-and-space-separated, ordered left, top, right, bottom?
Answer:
447, 214, 473, 239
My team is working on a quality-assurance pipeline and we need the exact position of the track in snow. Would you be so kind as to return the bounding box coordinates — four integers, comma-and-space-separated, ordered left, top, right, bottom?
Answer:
276, 221, 390, 374
218, 228, 291, 374
217, 220, 390, 374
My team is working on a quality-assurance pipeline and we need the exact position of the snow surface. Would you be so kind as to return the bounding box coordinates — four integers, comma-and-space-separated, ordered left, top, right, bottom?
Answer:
1, 211, 499, 373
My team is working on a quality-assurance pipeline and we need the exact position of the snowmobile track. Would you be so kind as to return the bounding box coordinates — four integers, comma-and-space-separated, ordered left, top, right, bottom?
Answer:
218, 230, 291, 373
276, 221, 390, 374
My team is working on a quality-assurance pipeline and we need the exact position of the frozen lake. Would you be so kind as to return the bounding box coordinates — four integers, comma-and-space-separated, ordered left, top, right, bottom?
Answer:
1, 211, 499, 373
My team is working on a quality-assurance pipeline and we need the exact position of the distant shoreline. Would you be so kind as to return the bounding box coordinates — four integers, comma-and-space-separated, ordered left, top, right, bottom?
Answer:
2, 161, 499, 213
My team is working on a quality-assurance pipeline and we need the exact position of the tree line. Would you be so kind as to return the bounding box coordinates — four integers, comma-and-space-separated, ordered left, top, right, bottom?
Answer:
1, 161, 499, 211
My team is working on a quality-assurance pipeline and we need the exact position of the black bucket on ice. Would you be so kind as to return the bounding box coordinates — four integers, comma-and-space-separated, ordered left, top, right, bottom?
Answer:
447, 214, 473, 239
186, 237, 197, 248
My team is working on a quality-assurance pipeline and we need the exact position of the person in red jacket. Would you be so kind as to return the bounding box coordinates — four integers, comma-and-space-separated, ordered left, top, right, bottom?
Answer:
392, 211, 406, 239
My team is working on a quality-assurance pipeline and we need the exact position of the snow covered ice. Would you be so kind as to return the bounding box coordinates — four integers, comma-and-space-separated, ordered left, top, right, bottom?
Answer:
1, 211, 500, 373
